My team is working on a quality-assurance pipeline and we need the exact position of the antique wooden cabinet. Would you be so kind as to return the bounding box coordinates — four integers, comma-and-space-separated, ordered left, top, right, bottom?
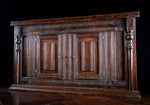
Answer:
10, 11, 141, 98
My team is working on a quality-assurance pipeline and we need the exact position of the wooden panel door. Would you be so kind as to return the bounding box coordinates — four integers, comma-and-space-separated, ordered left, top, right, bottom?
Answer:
73, 32, 126, 87
73, 33, 99, 80
37, 35, 62, 79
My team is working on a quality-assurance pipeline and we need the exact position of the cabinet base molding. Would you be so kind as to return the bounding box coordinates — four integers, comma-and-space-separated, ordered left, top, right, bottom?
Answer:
9, 84, 141, 99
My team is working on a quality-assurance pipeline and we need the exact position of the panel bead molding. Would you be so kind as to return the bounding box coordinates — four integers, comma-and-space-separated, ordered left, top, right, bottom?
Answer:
10, 11, 141, 98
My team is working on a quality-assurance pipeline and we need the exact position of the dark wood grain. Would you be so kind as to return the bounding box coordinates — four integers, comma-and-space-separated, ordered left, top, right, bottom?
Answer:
2, 88, 147, 105
10, 11, 140, 98
10, 11, 140, 26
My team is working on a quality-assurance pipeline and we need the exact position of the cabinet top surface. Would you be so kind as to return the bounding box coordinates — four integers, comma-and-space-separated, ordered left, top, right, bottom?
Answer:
10, 11, 140, 26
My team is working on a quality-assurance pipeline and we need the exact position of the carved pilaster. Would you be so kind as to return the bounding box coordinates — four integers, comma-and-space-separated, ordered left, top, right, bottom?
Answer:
126, 16, 139, 91
127, 29, 134, 91
15, 35, 21, 85
14, 26, 22, 85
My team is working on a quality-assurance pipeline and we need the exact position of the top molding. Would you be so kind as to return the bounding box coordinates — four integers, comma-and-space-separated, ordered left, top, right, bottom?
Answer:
10, 11, 140, 26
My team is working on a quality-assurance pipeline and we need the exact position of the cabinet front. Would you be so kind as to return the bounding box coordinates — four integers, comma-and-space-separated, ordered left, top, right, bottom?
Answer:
22, 32, 127, 88
11, 12, 140, 97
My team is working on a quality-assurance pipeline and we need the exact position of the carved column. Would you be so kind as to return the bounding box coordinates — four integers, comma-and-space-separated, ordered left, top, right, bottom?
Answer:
126, 17, 138, 91
127, 30, 134, 90
14, 26, 22, 84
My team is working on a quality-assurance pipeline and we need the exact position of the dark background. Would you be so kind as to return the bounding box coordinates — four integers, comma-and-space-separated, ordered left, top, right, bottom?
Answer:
0, 1, 150, 92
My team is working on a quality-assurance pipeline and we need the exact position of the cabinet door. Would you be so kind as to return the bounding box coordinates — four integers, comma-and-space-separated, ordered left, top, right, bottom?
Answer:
73, 32, 125, 83
37, 35, 62, 79
73, 33, 99, 80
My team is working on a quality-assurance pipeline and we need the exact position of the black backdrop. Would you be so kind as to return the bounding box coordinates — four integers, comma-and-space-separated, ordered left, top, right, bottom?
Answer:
0, 0, 150, 92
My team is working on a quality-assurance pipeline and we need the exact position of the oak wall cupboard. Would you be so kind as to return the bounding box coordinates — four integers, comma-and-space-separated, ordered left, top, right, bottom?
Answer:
10, 11, 141, 98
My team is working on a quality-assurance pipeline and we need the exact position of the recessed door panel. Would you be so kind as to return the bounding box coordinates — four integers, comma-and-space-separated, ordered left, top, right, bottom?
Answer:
37, 35, 62, 79
79, 39, 97, 72
73, 34, 99, 80
41, 39, 57, 73
41, 40, 57, 72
